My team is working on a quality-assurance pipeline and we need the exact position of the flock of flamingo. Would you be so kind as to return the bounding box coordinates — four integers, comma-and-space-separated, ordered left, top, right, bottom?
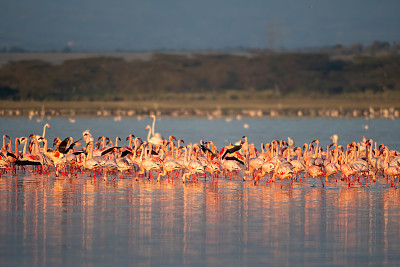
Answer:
1, 115, 400, 189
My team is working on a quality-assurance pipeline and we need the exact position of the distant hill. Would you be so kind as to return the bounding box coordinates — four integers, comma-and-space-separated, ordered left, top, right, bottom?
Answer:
0, 41, 399, 102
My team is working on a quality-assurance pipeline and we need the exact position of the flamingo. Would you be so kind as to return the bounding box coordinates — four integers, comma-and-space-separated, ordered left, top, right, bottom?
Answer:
382, 148, 400, 188
150, 114, 164, 140
0, 151, 9, 171
244, 151, 264, 182
157, 159, 183, 182
146, 125, 163, 146
253, 156, 282, 184
38, 137, 67, 176
137, 142, 162, 180
311, 139, 324, 167
274, 161, 294, 189
289, 150, 306, 181
79, 151, 101, 180
324, 147, 339, 182
205, 159, 221, 180
103, 149, 119, 181
222, 156, 244, 180
339, 151, 358, 187
114, 149, 132, 176
304, 157, 325, 187
4, 138, 19, 169
181, 144, 204, 183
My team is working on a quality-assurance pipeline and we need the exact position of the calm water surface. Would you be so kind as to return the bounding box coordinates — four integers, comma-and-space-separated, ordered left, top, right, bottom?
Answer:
1, 116, 399, 149
1, 117, 400, 266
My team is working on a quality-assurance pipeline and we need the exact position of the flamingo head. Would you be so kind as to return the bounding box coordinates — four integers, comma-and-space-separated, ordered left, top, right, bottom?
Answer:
126, 134, 135, 141
82, 129, 91, 137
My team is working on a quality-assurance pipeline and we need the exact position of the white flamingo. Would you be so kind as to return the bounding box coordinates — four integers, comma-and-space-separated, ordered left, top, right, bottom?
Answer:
146, 125, 163, 146
150, 114, 164, 140
36, 123, 50, 143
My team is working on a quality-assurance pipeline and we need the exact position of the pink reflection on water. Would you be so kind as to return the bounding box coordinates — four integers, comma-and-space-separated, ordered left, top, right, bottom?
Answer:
1, 172, 400, 265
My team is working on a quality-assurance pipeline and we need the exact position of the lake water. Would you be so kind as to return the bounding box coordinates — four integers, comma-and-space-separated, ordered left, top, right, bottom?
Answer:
1, 116, 399, 150
1, 116, 400, 266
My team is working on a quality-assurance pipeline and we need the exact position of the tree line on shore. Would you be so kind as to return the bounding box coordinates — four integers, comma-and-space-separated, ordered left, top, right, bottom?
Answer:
0, 47, 399, 101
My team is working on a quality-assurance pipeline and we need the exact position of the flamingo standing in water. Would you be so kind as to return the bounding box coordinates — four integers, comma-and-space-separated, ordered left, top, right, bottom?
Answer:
157, 158, 183, 182
305, 157, 325, 187
181, 144, 205, 183
289, 147, 306, 181
382, 148, 400, 188
205, 159, 221, 181
78, 144, 101, 180
273, 161, 294, 189
244, 155, 264, 181
324, 147, 339, 183
137, 142, 162, 180
253, 155, 282, 184
339, 151, 358, 187
102, 149, 119, 181
222, 153, 245, 180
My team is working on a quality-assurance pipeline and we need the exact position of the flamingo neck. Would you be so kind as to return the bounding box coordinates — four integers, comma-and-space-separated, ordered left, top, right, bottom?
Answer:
146, 127, 152, 142
14, 139, 19, 157
42, 125, 47, 138
152, 116, 156, 137
23, 139, 28, 155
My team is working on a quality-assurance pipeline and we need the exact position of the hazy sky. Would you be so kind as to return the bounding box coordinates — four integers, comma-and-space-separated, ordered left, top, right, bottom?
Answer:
1, 0, 399, 51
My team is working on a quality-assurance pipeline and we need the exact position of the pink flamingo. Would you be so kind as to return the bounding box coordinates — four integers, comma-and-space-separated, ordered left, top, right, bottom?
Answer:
273, 162, 294, 189
305, 157, 325, 187
181, 144, 204, 183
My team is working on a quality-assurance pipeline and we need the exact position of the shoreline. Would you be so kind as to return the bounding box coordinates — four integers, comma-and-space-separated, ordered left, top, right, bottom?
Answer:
1, 99, 399, 119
